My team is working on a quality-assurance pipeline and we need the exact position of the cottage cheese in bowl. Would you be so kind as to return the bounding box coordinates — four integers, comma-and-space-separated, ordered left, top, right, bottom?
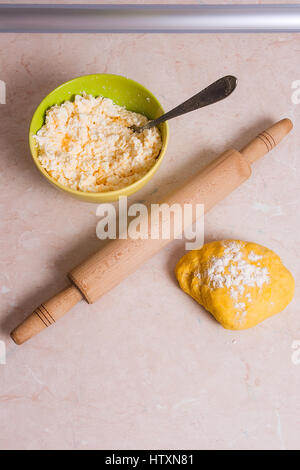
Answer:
34, 94, 162, 193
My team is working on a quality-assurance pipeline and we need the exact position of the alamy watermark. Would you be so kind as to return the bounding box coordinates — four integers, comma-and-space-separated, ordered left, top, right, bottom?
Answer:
291, 340, 300, 366
291, 81, 300, 104
96, 196, 204, 250
0, 341, 6, 365
0, 80, 6, 104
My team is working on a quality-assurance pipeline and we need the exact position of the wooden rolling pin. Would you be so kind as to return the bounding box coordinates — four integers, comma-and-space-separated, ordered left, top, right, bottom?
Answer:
11, 118, 293, 345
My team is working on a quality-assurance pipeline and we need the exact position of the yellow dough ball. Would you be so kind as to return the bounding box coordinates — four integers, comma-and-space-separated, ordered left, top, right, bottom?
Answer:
175, 240, 294, 330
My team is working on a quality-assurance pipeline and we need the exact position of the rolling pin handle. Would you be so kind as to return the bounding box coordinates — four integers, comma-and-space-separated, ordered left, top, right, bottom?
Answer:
10, 284, 83, 345
241, 118, 293, 165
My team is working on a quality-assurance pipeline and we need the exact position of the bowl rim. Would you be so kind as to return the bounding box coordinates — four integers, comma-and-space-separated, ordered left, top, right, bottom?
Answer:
29, 73, 169, 200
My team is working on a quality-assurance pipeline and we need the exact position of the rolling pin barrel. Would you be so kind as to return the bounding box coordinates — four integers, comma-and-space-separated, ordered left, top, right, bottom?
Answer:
69, 148, 251, 303
10, 118, 293, 345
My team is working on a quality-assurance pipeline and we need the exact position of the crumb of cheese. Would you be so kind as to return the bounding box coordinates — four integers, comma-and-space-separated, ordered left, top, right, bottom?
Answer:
34, 93, 162, 193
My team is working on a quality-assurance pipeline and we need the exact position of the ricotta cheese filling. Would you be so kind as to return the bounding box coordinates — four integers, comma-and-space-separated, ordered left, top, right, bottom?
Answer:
34, 94, 162, 193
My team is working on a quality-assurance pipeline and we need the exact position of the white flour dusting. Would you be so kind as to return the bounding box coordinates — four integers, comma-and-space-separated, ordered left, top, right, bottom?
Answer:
195, 241, 270, 322
248, 251, 263, 262
235, 302, 246, 310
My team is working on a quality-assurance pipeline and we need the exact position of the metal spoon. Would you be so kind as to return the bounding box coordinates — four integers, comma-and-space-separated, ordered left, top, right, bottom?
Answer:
130, 75, 237, 133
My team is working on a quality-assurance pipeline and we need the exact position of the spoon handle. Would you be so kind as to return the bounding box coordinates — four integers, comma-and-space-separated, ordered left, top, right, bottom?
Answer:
145, 75, 237, 130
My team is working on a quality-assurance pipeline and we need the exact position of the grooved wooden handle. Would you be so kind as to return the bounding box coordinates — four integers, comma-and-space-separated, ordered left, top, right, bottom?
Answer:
241, 118, 293, 164
10, 284, 83, 345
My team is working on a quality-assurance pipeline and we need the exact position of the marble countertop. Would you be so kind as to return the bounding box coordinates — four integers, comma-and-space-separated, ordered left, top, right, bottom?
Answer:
0, 1, 299, 451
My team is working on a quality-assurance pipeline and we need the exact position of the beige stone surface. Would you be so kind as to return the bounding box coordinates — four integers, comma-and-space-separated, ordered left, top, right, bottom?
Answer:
0, 4, 299, 451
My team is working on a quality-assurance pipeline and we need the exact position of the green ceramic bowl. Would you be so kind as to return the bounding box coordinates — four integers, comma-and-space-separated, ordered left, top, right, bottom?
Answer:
29, 74, 169, 202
